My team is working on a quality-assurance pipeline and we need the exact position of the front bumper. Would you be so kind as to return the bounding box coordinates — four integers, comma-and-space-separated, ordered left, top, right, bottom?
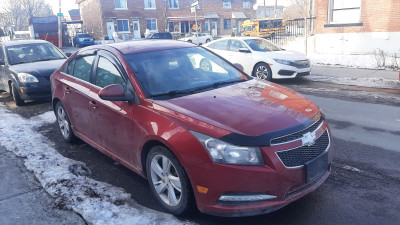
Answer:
18, 77, 51, 101
185, 122, 332, 217
271, 64, 311, 79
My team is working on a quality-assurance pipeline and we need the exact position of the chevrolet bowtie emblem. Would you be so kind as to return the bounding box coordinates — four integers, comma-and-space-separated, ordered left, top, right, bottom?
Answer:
302, 132, 316, 146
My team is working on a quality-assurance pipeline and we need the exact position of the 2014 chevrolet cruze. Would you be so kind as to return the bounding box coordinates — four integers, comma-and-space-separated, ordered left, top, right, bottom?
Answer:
50, 40, 332, 217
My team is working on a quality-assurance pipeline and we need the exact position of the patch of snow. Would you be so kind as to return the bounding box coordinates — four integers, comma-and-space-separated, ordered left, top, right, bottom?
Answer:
308, 53, 378, 69
0, 105, 193, 225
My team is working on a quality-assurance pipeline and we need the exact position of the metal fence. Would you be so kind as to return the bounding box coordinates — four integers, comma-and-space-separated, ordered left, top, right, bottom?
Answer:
268, 17, 315, 48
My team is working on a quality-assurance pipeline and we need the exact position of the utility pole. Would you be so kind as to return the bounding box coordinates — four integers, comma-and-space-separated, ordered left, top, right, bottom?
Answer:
304, 0, 309, 55
58, 0, 62, 48
264, 0, 266, 18
273, 0, 278, 18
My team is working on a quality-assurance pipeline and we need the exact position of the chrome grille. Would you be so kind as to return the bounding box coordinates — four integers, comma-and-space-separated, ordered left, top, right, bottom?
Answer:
276, 131, 330, 168
271, 118, 324, 145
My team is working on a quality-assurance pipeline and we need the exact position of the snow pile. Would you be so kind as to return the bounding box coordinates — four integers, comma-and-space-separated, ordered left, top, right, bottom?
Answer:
308, 53, 378, 69
0, 106, 192, 225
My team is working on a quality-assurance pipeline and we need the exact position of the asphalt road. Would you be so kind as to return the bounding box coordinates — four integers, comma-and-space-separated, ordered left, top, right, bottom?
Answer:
1, 76, 399, 225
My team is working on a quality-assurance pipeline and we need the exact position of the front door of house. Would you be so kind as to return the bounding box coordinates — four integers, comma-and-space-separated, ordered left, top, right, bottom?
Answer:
132, 19, 141, 39
106, 21, 114, 40
212, 21, 218, 37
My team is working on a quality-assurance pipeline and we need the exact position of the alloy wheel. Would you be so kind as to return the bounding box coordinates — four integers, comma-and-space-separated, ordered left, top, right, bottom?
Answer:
57, 107, 70, 139
150, 155, 182, 207
256, 65, 269, 80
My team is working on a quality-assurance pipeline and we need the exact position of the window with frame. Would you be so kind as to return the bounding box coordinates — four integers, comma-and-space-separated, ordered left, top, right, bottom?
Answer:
62, 59, 76, 75
144, 0, 156, 9
243, 1, 250, 9
117, 20, 129, 32
224, 19, 231, 30
329, 0, 361, 24
115, 0, 127, 9
169, 0, 179, 9
211, 40, 229, 50
229, 40, 248, 52
96, 57, 126, 88
73, 56, 94, 82
146, 19, 157, 31
223, 1, 231, 9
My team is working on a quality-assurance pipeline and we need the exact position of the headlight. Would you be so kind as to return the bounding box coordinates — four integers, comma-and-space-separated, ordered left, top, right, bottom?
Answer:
274, 59, 292, 66
17, 73, 39, 83
190, 131, 264, 166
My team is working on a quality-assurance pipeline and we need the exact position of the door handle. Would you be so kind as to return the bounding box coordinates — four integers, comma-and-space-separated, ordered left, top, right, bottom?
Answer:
65, 86, 71, 93
89, 100, 98, 109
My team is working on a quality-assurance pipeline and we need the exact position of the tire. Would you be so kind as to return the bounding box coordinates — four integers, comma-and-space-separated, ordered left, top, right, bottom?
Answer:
55, 102, 76, 142
146, 146, 195, 216
205, 39, 210, 43
187, 40, 192, 43
200, 58, 212, 72
252, 63, 273, 81
11, 83, 24, 106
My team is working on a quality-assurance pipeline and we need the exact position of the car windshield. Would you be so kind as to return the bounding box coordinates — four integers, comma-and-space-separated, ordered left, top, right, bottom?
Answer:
6, 43, 66, 65
244, 39, 282, 52
77, 34, 91, 38
125, 47, 249, 99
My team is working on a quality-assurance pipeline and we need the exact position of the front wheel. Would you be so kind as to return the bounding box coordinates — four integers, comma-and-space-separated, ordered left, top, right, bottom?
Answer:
187, 40, 192, 43
11, 83, 24, 106
205, 39, 211, 43
253, 63, 273, 81
146, 146, 195, 216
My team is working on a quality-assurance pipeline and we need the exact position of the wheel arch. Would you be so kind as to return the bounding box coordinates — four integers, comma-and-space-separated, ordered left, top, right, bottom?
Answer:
140, 139, 170, 178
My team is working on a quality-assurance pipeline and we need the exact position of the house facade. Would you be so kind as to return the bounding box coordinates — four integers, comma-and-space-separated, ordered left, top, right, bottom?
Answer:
256, 5, 284, 19
313, 0, 400, 54
76, 0, 257, 41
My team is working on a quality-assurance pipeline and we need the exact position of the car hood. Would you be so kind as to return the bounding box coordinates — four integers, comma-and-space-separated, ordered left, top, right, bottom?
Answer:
10, 59, 66, 77
254, 50, 308, 61
153, 79, 320, 137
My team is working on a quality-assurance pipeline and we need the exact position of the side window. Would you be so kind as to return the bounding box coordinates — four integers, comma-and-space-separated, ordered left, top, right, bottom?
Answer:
62, 59, 76, 75
229, 40, 248, 52
73, 56, 94, 82
0, 47, 5, 63
153, 33, 160, 39
95, 57, 126, 88
212, 40, 229, 50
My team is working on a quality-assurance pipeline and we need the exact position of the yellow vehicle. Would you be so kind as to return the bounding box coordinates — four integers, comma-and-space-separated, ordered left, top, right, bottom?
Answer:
242, 18, 285, 38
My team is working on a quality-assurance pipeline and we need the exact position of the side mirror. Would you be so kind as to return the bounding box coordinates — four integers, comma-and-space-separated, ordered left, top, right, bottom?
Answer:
239, 48, 251, 53
233, 63, 244, 71
98, 84, 132, 102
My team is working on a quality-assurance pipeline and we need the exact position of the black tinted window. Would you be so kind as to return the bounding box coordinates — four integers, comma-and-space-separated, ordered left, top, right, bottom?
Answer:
73, 56, 94, 82
95, 57, 125, 88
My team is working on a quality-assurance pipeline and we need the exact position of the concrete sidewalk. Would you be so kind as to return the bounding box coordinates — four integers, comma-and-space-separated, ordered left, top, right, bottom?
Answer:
0, 145, 85, 225
312, 66, 399, 81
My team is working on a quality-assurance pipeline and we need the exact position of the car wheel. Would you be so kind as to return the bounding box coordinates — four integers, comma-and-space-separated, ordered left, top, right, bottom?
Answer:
200, 58, 212, 72
253, 63, 272, 81
187, 40, 192, 43
206, 39, 210, 43
55, 102, 76, 142
11, 83, 24, 106
146, 146, 195, 216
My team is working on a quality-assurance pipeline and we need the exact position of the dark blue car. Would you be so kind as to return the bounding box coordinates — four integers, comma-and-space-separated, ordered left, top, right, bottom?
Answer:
73, 33, 94, 47
0, 40, 66, 106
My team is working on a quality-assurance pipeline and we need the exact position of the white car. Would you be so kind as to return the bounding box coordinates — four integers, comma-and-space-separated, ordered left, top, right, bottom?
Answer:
179, 33, 213, 45
203, 37, 311, 80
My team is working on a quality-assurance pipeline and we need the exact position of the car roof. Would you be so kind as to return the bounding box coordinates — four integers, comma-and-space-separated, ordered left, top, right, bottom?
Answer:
1, 39, 51, 47
98, 40, 196, 55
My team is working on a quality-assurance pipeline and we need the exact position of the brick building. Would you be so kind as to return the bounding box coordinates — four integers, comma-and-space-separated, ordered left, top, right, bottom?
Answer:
313, 0, 400, 54
76, 0, 257, 41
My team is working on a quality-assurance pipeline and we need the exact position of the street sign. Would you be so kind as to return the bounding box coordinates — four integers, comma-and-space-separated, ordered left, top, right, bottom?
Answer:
191, 1, 199, 7
57, 13, 63, 17
191, 6, 197, 13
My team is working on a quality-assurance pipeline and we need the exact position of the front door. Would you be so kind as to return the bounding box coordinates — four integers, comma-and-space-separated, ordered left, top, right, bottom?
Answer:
106, 21, 115, 40
212, 21, 218, 37
89, 53, 134, 162
132, 19, 141, 39
227, 40, 253, 74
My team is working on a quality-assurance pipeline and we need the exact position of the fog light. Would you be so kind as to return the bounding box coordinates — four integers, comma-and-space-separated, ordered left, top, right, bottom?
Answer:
218, 194, 277, 202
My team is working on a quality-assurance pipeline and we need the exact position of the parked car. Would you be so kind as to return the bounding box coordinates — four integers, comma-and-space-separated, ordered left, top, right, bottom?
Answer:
0, 40, 67, 105
179, 33, 213, 45
204, 37, 311, 80
51, 40, 332, 217
145, 32, 173, 39
73, 33, 94, 47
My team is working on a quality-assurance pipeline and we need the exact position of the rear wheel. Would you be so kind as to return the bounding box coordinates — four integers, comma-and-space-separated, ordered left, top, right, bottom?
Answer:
55, 102, 76, 142
146, 146, 195, 216
11, 83, 24, 106
253, 63, 272, 81
206, 39, 211, 43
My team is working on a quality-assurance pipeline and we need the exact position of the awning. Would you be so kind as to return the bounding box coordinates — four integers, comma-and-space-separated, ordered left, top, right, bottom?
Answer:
168, 17, 205, 22
232, 12, 248, 19
204, 13, 220, 19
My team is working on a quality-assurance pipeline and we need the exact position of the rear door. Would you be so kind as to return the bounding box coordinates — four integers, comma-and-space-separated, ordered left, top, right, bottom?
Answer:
208, 39, 230, 59
60, 52, 96, 140
227, 40, 253, 74
88, 51, 135, 163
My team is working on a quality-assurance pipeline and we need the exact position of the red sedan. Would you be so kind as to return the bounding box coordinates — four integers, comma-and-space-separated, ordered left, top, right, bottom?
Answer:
50, 40, 332, 217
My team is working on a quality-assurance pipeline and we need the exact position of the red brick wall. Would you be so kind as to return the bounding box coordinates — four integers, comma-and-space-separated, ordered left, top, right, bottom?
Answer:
314, 0, 400, 34
79, 0, 105, 39
79, 0, 257, 39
